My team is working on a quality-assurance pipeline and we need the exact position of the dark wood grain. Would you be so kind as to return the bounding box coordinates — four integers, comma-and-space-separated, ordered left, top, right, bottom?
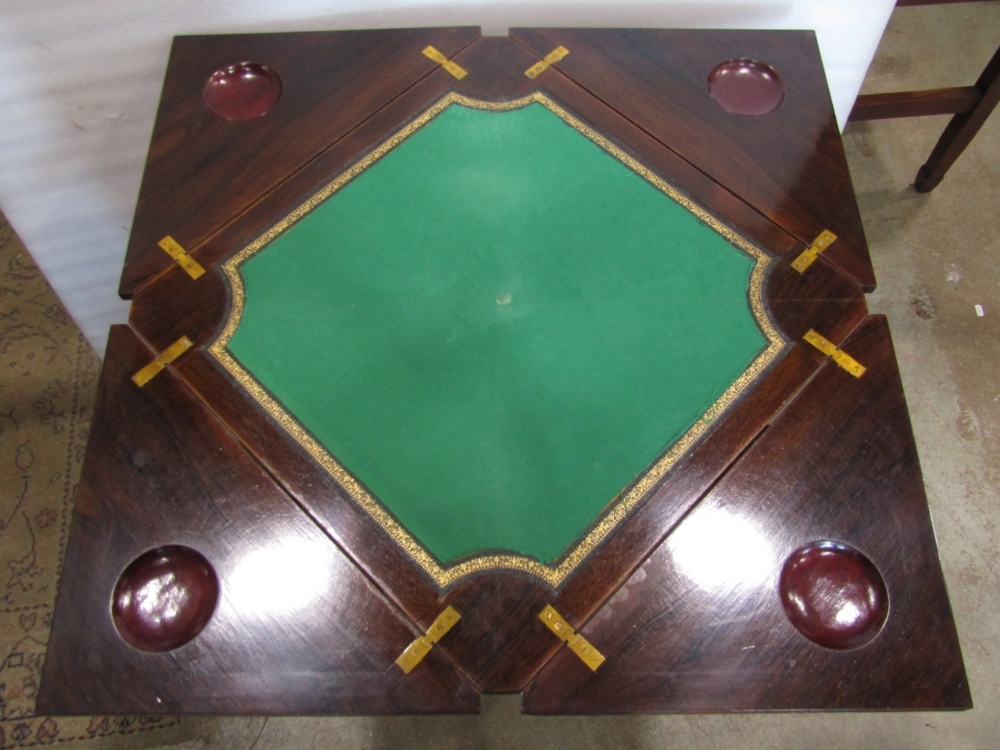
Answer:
125, 41, 863, 688
123, 32, 873, 695
916, 43, 1000, 191
451, 36, 545, 100
127, 65, 468, 347
128, 70, 493, 629
37, 326, 479, 715
523, 316, 971, 712
850, 86, 981, 120
120, 28, 480, 296
43, 29, 969, 713
441, 576, 561, 691
511, 28, 876, 290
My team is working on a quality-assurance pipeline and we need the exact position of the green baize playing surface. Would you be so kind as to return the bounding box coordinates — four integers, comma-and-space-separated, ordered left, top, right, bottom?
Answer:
228, 101, 766, 565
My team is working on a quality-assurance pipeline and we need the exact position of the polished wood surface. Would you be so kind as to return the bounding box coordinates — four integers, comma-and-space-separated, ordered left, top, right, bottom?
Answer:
120, 27, 479, 296
523, 317, 971, 712
40, 29, 968, 714
37, 326, 478, 715
123, 35, 869, 694
511, 28, 876, 290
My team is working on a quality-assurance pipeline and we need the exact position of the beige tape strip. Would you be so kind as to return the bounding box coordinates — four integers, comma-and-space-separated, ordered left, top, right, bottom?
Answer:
538, 604, 605, 671
395, 606, 462, 674
422, 46, 468, 79
158, 236, 206, 280
804, 329, 866, 378
524, 46, 570, 79
132, 336, 194, 387
791, 230, 837, 273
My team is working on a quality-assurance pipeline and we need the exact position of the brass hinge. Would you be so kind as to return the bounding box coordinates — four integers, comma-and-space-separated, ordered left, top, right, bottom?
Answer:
395, 606, 461, 674
803, 329, 866, 378
791, 230, 837, 273
524, 46, 570, 79
158, 236, 205, 280
538, 604, 605, 671
422, 46, 468, 80
132, 336, 194, 387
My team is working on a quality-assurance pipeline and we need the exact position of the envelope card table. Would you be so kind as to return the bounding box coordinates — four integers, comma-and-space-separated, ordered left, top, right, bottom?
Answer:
38, 28, 970, 714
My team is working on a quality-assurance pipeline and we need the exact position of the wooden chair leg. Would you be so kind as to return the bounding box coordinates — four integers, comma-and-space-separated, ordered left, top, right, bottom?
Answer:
915, 44, 1000, 192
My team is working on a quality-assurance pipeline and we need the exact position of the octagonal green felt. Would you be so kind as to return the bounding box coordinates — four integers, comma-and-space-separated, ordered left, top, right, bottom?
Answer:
226, 101, 768, 565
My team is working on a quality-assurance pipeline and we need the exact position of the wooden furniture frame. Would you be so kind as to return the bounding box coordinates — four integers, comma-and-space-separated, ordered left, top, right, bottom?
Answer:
38, 28, 970, 715
849, 0, 1000, 191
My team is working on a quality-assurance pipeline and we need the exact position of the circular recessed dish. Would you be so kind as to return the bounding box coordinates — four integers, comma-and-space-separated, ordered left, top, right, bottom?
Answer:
779, 541, 888, 650
203, 62, 282, 121
707, 59, 785, 116
112, 545, 219, 652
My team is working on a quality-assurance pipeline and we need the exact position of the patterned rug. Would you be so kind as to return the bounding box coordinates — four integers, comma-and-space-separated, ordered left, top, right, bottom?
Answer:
0, 218, 181, 748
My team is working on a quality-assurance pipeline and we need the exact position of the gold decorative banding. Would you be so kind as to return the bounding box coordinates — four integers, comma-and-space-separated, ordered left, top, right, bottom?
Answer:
208, 92, 788, 590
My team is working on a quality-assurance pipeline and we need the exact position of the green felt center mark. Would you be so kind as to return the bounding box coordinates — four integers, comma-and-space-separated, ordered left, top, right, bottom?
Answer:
226, 99, 771, 567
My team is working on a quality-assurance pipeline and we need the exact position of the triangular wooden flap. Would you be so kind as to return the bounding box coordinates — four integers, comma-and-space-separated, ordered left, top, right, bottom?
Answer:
120, 27, 480, 297
38, 325, 479, 715
511, 28, 875, 290
522, 316, 969, 712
